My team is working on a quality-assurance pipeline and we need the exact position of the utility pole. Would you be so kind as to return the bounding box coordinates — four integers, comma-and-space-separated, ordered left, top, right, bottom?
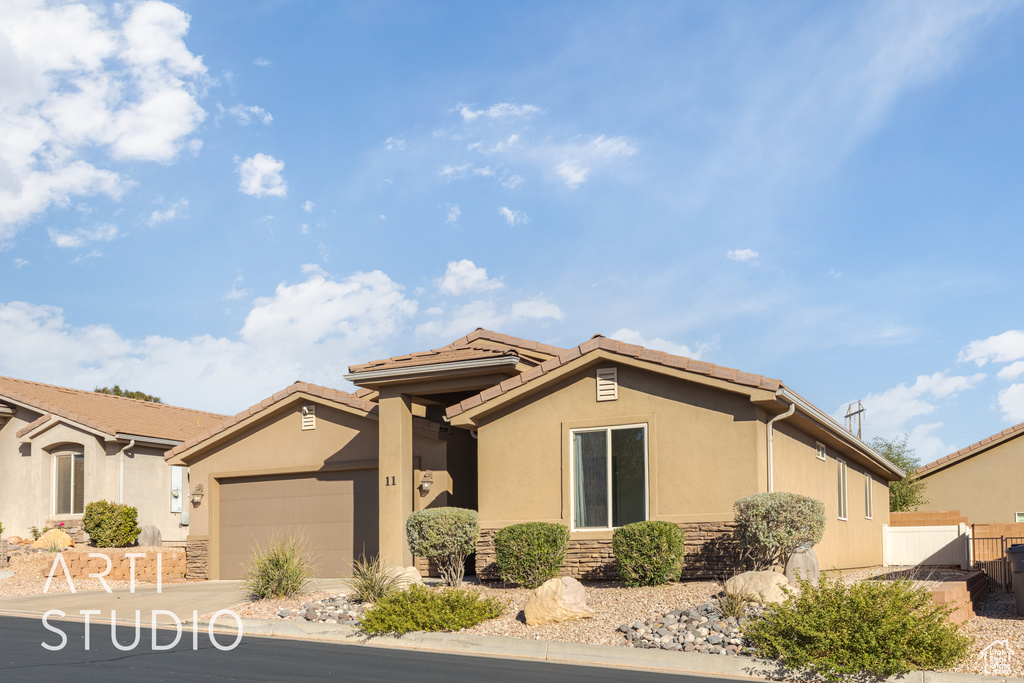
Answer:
845, 400, 865, 439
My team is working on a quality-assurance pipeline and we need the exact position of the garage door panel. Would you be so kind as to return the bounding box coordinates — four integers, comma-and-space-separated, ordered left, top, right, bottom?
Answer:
218, 470, 378, 579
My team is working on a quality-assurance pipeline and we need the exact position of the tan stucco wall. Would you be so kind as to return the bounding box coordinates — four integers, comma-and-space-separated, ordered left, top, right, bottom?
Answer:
475, 363, 761, 537
181, 396, 446, 578
916, 434, 1024, 524
773, 421, 888, 569
0, 408, 185, 541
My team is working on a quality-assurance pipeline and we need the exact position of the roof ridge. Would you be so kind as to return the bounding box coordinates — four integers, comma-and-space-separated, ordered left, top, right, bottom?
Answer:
445, 335, 782, 420
915, 419, 1024, 475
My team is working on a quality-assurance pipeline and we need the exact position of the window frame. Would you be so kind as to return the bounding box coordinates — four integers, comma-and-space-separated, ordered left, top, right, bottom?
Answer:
816, 441, 827, 461
53, 450, 85, 517
864, 472, 873, 520
1016, 512, 1024, 523
837, 458, 848, 521
569, 423, 649, 531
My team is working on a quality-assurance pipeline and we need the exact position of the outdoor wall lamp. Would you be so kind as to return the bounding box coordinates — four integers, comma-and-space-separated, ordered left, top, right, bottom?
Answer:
190, 483, 204, 506
419, 470, 433, 496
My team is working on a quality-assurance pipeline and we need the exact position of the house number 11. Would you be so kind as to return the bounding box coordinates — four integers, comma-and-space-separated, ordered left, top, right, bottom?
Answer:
384, 476, 395, 486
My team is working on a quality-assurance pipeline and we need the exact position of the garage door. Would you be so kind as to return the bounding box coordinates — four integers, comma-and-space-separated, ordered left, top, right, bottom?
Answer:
218, 469, 378, 579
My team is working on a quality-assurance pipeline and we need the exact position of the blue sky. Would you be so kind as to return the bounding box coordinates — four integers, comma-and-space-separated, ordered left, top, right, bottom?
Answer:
2, 0, 1024, 466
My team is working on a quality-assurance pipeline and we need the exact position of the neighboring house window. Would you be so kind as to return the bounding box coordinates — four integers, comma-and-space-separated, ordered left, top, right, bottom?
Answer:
54, 451, 84, 516
816, 442, 827, 461
572, 424, 647, 529
836, 459, 848, 521
1016, 512, 1024, 523
864, 474, 873, 519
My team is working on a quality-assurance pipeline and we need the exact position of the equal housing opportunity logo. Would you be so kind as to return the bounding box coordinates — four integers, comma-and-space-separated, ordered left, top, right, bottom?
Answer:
38, 552, 243, 652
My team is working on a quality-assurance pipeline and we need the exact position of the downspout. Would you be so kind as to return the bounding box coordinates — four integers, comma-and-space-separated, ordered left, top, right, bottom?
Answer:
120, 440, 135, 504
766, 397, 795, 493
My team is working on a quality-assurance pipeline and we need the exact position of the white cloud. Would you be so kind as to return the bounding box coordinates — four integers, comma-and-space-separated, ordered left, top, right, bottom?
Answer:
48, 223, 119, 248
301, 200, 315, 213
852, 371, 986, 438
236, 153, 287, 198
226, 104, 272, 125
446, 205, 461, 224
998, 384, 1024, 423
440, 163, 472, 178
959, 330, 1024, 366
474, 166, 496, 177
147, 198, 188, 225
502, 175, 525, 189
555, 160, 588, 189
0, 0, 208, 240
13, 258, 28, 268
435, 260, 503, 296
458, 102, 541, 122
384, 137, 406, 151
551, 137, 637, 189
416, 297, 563, 340
224, 276, 249, 301
727, 249, 759, 262
0, 268, 418, 413
499, 207, 528, 226
997, 361, 1024, 381
609, 328, 713, 360
906, 422, 958, 465
253, 58, 270, 66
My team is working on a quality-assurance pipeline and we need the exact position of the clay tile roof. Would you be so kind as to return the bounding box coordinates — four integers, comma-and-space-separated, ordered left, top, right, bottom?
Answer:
348, 345, 519, 374
165, 381, 382, 459
0, 376, 226, 443
443, 328, 568, 358
445, 334, 782, 420
915, 419, 1024, 476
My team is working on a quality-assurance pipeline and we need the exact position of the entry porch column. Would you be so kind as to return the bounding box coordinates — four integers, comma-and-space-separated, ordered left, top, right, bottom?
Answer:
378, 389, 414, 566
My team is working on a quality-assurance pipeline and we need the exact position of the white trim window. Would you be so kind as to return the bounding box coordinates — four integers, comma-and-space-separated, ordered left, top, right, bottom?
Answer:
816, 442, 827, 461
1016, 512, 1024, 523
54, 451, 85, 516
864, 474, 873, 519
837, 459, 848, 521
571, 424, 648, 530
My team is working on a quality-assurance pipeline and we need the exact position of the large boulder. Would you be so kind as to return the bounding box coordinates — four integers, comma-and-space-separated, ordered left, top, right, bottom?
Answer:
385, 566, 425, 590
724, 570, 789, 604
137, 525, 162, 548
32, 529, 74, 550
785, 546, 819, 585
525, 576, 595, 626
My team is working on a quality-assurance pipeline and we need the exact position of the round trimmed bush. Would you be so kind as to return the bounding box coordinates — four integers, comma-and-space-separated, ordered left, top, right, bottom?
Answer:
612, 520, 685, 587
494, 522, 569, 588
82, 500, 141, 548
406, 507, 479, 587
733, 492, 825, 570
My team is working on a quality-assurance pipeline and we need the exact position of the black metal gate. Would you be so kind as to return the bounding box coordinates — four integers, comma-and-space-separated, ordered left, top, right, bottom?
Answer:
971, 536, 1024, 591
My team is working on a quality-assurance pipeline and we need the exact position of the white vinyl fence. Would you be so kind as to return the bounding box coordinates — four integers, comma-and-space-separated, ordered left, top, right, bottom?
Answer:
882, 523, 971, 569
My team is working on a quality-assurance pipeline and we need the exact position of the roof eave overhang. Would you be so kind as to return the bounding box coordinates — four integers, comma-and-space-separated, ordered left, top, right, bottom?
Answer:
775, 387, 905, 480
344, 356, 522, 388
115, 433, 183, 448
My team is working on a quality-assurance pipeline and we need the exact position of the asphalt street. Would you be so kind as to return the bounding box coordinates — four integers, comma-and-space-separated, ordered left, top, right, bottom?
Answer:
0, 615, 752, 682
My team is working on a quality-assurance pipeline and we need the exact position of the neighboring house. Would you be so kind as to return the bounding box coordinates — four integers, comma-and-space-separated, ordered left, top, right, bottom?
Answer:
913, 421, 1024, 524
0, 376, 226, 543
169, 329, 902, 580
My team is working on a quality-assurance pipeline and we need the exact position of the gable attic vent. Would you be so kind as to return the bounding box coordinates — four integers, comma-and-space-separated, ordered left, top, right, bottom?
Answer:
596, 367, 618, 402
301, 404, 316, 430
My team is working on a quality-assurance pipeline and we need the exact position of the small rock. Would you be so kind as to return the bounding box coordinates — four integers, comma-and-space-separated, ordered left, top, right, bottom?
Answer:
277, 609, 292, 618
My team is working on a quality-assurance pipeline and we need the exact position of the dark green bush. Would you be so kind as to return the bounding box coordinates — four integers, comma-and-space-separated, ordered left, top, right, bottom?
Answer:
241, 533, 315, 599
406, 507, 479, 587
494, 522, 569, 588
745, 575, 970, 682
733, 492, 825, 570
82, 500, 141, 548
360, 585, 506, 635
611, 520, 685, 587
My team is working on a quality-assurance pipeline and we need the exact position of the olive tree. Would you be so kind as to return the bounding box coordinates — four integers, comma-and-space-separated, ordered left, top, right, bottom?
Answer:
734, 492, 825, 570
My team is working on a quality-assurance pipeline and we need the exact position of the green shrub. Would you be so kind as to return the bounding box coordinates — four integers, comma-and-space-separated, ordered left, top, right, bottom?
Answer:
494, 522, 569, 588
82, 500, 141, 548
406, 508, 479, 587
612, 520, 685, 587
0, 521, 4, 538
346, 554, 400, 603
733, 492, 825, 570
241, 533, 315, 599
360, 585, 505, 635
745, 575, 970, 682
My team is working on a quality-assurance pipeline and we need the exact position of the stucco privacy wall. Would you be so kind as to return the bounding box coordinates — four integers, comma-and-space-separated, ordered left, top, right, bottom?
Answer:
0, 408, 185, 541
772, 421, 888, 569
180, 396, 448, 579
916, 433, 1024, 524
474, 362, 763, 574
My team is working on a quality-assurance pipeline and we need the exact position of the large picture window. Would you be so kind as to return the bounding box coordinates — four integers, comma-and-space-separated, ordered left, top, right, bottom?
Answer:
55, 452, 84, 516
572, 424, 647, 529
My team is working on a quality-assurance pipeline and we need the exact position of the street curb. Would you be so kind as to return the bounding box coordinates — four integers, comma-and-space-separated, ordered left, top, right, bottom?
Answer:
195, 618, 1024, 683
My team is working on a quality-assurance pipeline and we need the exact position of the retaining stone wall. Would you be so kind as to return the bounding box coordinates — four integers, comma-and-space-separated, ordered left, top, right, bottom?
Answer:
39, 549, 185, 581
186, 538, 209, 580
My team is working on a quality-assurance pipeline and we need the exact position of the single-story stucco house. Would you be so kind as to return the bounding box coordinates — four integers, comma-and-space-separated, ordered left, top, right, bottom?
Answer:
0, 376, 226, 543
168, 329, 903, 580
913, 421, 1024, 524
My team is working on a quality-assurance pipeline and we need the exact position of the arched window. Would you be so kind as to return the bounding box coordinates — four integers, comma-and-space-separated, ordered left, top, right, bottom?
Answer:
53, 446, 85, 516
